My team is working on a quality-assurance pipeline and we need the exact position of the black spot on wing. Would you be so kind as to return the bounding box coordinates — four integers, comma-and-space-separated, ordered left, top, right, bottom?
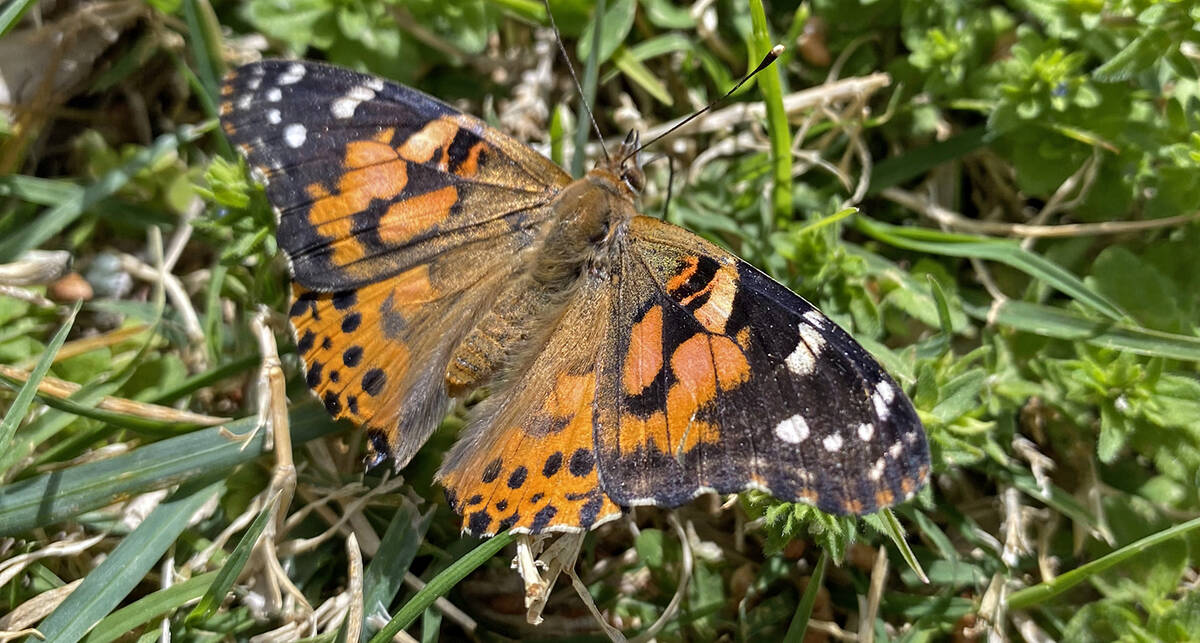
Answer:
332, 290, 357, 309
507, 466, 528, 489
542, 452, 562, 477
362, 368, 386, 396
531, 504, 558, 532
481, 458, 502, 483
468, 510, 491, 535
568, 448, 594, 477
297, 330, 315, 354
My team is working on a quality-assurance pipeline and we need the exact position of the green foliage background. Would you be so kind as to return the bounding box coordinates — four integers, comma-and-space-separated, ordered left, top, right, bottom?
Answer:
1, 0, 1199, 640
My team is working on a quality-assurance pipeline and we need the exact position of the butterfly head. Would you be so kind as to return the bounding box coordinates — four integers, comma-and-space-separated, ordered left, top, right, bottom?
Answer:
615, 130, 645, 194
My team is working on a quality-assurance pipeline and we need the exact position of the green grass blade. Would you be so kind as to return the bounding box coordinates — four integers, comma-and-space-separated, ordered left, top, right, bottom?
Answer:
367, 531, 516, 643
361, 502, 434, 641
964, 299, 1200, 362
0, 401, 340, 536
0, 380, 119, 476
0, 0, 38, 37
612, 46, 673, 105
147, 353, 260, 405
80, 571, 219, 643
576, 0, 635, 65
181, 0, 225, 108
571, 0, 605, 178
0, 175, 83, 205
0, 300, 81, 463
868, 127, 990, 195
0, 128, 199, 263
782, 549, 827, 643
32, 477, 225, 642
1007, 514, 1200, 609
856, 217, 1127, 321
878, 508, 929, 584
186, 494, 278, 624
1, 382, 213, 437
748, 0, 793, 229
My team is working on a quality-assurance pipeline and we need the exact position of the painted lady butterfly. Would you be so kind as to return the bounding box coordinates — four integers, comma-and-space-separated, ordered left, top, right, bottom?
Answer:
219, 60, 929, 537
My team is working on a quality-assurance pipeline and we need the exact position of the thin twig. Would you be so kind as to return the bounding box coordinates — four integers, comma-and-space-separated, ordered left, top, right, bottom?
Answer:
859, 546, 888, 643
628, 515, 694, 643
883, 187, 1200, 239
593, 74, 892, 155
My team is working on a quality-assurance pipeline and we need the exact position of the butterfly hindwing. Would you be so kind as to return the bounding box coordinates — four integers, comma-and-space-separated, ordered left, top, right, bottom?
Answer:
220, 60, 571, 291
437, 276, 622, 536
287, 230, 530, 468
595, 216, 929, 515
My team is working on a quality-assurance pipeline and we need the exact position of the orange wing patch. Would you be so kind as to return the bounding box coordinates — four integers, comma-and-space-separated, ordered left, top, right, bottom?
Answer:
289, 278, 418, 438
623, 304, 664, 396
615, 333, 746, 457
304, 158, 409, 269
666, 256, 738, 334
440, 370, 621, 535
380, 186, 458, 245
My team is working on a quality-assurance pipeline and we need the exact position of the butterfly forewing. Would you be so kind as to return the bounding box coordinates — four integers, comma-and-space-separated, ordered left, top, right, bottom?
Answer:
595, 216, 929, 515
220, 60, 570, 291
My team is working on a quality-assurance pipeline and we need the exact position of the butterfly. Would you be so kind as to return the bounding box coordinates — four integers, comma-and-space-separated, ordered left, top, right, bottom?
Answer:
218, 60, 930, 537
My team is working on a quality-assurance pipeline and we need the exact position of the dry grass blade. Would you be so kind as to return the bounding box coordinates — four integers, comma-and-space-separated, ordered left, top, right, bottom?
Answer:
0, 578, 84, 636
0, 364, 228, 426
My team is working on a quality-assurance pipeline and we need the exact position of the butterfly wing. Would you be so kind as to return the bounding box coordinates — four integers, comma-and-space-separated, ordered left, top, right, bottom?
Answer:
595, 216, 929, 515
437, 276, 622, 536
220, 60, 571, 290
220, 61, 572, 466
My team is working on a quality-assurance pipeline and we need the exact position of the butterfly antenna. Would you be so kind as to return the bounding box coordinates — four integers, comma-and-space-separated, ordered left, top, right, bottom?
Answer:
624, 44, 785, 163
660, 155, 675, 220
542, 0, 610, 163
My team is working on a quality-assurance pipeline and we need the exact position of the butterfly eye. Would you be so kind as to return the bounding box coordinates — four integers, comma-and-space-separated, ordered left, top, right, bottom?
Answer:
621, 167, 645, 193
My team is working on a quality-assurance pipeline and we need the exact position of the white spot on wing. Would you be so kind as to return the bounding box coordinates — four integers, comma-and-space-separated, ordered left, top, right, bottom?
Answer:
785, 341, 815, 375
799, 322, 827, 353
266, 109, 281, 124
785, 322, 826, 375
331, 85, 376, 119
278, 63, 306, 85
365, 77, 385, 92
247, 76, 262, 91
822, 434, 843, 452
876, 380, 896, 403
774, 414, 810, 444
889, 441, 904, 458
283, 123, 307, 148
871, 380, 897, 421
236, 94, 252, 111
266, 87, 282, 102
858, 422, 875, 441
869, 456, 886, 481
802, 310, 826, 328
